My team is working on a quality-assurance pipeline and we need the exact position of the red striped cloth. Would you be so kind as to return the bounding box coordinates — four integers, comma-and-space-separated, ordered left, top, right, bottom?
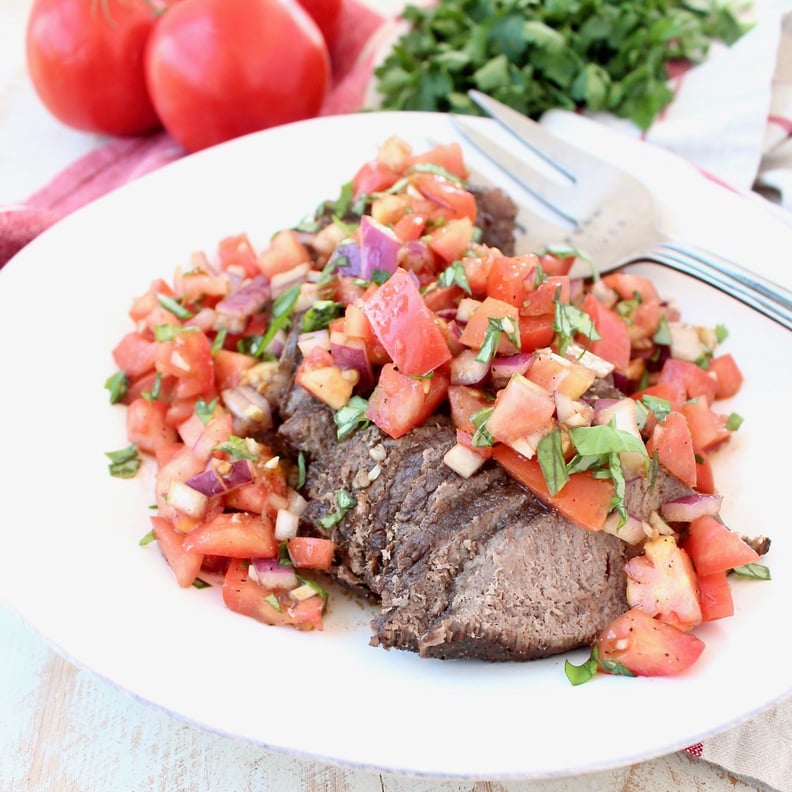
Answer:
0, 0, 387, 268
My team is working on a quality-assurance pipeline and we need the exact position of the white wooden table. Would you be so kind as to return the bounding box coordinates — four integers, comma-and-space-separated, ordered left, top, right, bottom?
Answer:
0, 1, 780, 789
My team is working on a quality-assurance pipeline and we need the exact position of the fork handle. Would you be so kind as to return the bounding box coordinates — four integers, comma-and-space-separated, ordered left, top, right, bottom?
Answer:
641, 244, 792, 333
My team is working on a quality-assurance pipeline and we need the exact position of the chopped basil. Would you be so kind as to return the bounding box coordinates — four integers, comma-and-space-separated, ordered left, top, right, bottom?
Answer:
470, 406, 495, 447
302, 300, 344, 332
296, 575, 329, 602
211, 325, 228, 354
334, 395, 371, 441
438, 260, 472, 293
731, 563, 771, 580
265, 593, 281, 612
568, 424, 647, 458
476, 315, 521, 363
641, 394, 672, 422
104, 370, 128, 404
726, 412, 743, 431
652, 314, 672, 346
142, 372, 163, 403
715, 323, 729, 343
565, 645, 635, 686
537, 429, 569, 496
139, 529, 156, 546
106, 444, 141, 478
354, 269, 392, 288
297, 451, 307, 490
215, 435, 258, 461
154, 324, 200, 342
318, 489, 357, 530
156, 293, 194, 321
554, 301, 600, 355
192, 578, 211, 589
407, 161, 466, 186
195, 397, 219, 425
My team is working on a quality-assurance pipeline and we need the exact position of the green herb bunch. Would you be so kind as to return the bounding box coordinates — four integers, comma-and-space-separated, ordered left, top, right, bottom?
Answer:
373, 0, 750, 130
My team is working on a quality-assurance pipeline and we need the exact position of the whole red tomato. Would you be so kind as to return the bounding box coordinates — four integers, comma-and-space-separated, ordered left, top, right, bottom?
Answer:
296, 0, 343, 49
25, 0, 168, 136
144, 0, 331, 153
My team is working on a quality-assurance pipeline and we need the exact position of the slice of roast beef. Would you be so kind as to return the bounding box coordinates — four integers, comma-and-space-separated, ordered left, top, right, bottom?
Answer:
277, 394, 693, 662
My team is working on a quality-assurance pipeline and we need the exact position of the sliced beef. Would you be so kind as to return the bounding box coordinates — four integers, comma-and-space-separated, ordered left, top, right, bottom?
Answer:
277, 395, 692, 662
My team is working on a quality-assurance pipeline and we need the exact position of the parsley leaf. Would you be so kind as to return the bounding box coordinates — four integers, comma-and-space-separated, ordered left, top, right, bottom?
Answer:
373, 0, 749, 130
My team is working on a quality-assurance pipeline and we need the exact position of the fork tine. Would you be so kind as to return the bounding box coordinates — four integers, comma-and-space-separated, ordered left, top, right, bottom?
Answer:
453, 117, 580, 226
468, 91, 595, 181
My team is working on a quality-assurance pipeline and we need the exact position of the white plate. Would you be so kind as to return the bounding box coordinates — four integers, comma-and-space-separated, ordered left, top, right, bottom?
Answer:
1, 111, 791, 780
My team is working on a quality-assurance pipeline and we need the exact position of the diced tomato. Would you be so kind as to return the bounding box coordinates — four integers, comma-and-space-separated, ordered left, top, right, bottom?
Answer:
527, 350, 596, 400
257, 229, 311, 279
295, 346, 358, 410
625, 535, 702, 631
112, 331, 157, 379
596, 609, 705, 677
126, 397, 179, 454
487, 374, 556, 451
410, 141, 469, 180
708, 353, 744, 399
213, 349, 258, 391
392, 213, 427, 243
486, 254, 537, 307
182, 512, 278, 558
602, 272, 660, 303
631, 381, 685, 413
695, 452, 716, 494
287, 537, 336, 570
461, 248, 495, 297
681, 397, 731, 452
366, 363, 449, 439
520, 275, 569, 317
493, 445, 614, 532
225, 456, 289, 516
426, 216, 474, 263
697, 570, 734, 621
363, 268, 452, 376
150, 515, 204, 588
657, 358, 718, 404
538, 252, 574, 276
123, 371, 177, 406
447, 385, 492, 433
217, 233, 260, 278
222, 559, 324, 630
128, 278, 175, 323
410, 172, 477, 222
178, 408, 233, 462
458, 296, 520, 355
628, 298, 663, 342
455, 428, 494, 459
645, 410, 697, 488
519, 314, 556, 352
154, 328, 214, 400
352, 159, 400, 198
683, 515, 760, 576
580, 293, 631, 371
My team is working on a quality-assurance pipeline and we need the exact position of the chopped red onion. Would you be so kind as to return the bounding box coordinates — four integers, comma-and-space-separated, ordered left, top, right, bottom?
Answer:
275, 509, 300, 541
490, 353, 533, 383
215, 275, 270, 320
450, 348, 489, 385
167, 479, 209, 519
602, 511, 647, 545
330, 336, 374, 392
329, 240, 362, 277
271, 263, 310, 299
360, 216, 401, 280
221, 386, 274, 431
660, 494, 724, 523
186, 459, 253, 497
298, 329, 331, 357
251, 556, 299, 589
443, 442, 487, 478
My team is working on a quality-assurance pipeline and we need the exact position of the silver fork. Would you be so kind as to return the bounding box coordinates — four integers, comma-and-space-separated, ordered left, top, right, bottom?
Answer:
453, 90, 792, 332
